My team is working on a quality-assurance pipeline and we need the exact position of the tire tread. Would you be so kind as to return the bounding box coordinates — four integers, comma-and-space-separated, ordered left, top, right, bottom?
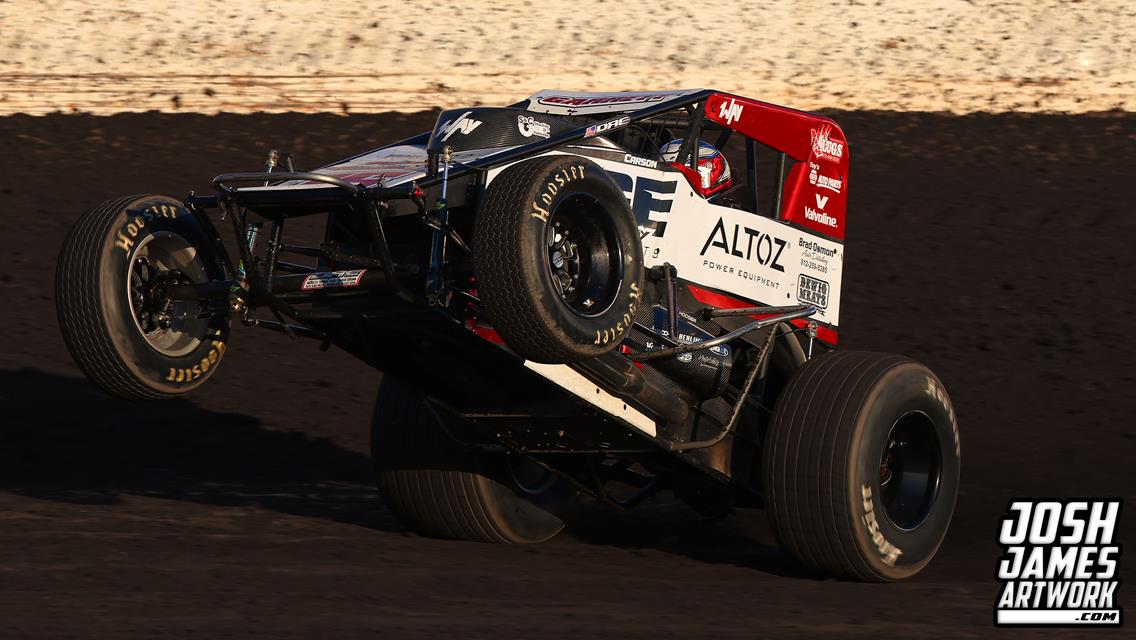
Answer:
373, 380, 553, 544
764, 350, 912, 582
57, 195, 170, 400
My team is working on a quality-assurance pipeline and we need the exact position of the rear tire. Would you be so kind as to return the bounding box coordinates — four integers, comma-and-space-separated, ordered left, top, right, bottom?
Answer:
763, 351, 960, 581
474, 156, 643, 363
56, 195, 231, 400
371, 378, 573, 543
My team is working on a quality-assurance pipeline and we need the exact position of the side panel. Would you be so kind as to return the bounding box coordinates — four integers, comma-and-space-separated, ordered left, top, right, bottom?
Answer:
486, 152, 843, 329
703, 93, 849, 241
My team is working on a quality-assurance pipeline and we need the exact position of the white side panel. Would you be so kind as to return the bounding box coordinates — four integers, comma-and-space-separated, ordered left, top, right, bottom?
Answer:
581, 157, 845, 327
653, 184, 844, 327
523, 362, 657, 437
485, 151, 844, 326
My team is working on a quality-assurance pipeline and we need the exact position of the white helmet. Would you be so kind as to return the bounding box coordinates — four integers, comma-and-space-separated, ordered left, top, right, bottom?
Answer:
659, 139, 733, 197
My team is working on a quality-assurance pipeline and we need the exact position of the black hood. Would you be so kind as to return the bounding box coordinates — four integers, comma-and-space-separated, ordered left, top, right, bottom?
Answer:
426, 107, 574, 155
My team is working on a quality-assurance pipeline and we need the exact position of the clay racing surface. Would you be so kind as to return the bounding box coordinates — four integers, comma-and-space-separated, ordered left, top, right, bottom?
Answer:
2, 0, 1132, 115
0, 111, 1133, 638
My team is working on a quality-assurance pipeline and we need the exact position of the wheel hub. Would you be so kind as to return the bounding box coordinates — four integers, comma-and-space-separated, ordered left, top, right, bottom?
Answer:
879, 438, 897, 486
125, 231, 211, 357
547, 221, 580, 297
542, 194, 623, 318
130, 259, 184, 334
879, 412, 942, 531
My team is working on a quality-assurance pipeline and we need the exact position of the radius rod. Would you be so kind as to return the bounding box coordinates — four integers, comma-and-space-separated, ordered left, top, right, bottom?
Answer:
628, 304, 816, 362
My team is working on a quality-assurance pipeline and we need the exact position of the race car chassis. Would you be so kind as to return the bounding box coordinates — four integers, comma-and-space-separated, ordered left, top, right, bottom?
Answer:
161, 101, 822, 506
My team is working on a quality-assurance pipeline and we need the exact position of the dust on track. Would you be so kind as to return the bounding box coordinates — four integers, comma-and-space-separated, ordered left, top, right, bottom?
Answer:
0, 111, 1133, 638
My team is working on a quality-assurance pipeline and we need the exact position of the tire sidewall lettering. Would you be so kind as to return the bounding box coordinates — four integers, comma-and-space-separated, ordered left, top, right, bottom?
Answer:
99, 196, 229, 391
522, 160, 642, 355
848, 365, 960, 578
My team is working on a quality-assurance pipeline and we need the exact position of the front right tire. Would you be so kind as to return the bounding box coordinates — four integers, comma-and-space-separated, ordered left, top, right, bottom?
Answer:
473, 156, 644, 364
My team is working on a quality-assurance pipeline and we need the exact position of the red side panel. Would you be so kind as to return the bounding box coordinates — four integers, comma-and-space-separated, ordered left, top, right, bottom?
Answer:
703, 93, 849, 241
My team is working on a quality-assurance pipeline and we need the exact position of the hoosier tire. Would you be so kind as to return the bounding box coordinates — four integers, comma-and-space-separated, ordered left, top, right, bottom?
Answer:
763, 351, 961, 581
473, 156, 643, 363
371, 378, 572, 544
56, 195, 231, 400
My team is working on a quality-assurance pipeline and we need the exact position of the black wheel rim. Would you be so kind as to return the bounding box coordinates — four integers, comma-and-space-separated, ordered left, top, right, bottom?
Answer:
506, 454, 557, 496
126, 231, 210, 357
545, 194, 624, 318
878, 411, 942, 531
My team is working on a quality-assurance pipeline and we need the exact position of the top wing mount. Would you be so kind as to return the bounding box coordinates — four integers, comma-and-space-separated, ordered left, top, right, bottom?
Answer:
524, 89, 703, 115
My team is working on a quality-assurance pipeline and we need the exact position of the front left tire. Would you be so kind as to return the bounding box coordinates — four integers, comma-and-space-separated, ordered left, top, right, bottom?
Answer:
56, 194, 231, 400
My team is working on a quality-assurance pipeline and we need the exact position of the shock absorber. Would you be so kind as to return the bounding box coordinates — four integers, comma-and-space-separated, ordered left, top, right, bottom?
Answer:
426, 144, 453, 303
235, 222, 262, 281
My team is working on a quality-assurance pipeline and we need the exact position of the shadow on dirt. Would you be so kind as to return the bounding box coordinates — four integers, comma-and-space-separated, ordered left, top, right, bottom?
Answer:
0, 367, 401, 531
0, 367, 820, 578
564, 500, 818, 579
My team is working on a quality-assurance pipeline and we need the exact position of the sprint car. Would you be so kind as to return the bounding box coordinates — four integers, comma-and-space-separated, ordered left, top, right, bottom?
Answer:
56, 89, 960, 581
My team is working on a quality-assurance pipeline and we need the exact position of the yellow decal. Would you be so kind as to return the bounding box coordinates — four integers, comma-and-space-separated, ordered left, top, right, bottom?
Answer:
593, 282, 640, 346
117, 203, 182, 253
531, 164, 586, 221
161, 341, 226, 385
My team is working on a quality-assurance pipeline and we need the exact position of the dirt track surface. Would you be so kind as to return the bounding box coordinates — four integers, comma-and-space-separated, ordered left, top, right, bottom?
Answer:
2, 0, 1133, 114
1, 111, 1134, 638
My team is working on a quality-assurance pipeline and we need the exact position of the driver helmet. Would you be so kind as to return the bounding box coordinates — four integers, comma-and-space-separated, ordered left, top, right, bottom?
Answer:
659, 139, 733, 198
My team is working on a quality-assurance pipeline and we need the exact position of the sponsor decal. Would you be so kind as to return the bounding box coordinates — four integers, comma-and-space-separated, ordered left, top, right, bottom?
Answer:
717, 97, 744, 125
995, 499, 1122, 627
584, 115, 631, 138
301, 269, 366, 291
804, 171, 836, 228
607, 171, 676, 237
796, 274, 829, 309
517, 114, 551, 139
810, 124, 844, 162
798, 238, 837, 257
808, 161, 843, 193
623, 153, 659, 169
437, 111, 483, 141
699, 218, 787, 275
798, 237, 837, 275
530, 164, 586, 222
804, 205, 838, 228
696, 352, 721, 367
538, 93, 673, 108
861, 485, 904, 566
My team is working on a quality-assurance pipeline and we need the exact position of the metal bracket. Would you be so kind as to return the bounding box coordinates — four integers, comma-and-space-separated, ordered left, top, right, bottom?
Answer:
806, 320, 818, 359
629, 304, 817, 362
668, 319, 780, 452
